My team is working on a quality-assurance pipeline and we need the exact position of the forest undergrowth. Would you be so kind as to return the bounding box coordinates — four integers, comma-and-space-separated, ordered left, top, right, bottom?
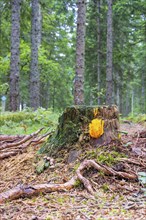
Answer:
0, 111, 146, 220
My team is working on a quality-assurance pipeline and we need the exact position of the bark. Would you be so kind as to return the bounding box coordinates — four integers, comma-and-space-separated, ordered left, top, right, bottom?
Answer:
0, 159, 138, 204
96, 0, 101, 105
30, 0, 42, 110
106, 0, 113, 105
116, 72, 120, 108
9, 0, 21, 111
141, 72, 146, 113
74, 0, 87, 105
0, 4, 3, 57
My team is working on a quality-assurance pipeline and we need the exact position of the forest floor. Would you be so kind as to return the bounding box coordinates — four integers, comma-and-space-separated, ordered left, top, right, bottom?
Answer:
0, 122, 146, 220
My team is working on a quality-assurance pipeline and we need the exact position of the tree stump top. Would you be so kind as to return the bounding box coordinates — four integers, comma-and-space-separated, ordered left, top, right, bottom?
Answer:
44, 105, 120, 155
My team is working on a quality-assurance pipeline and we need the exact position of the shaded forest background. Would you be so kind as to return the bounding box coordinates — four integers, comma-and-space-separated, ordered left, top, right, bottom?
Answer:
0, 0, 146, 116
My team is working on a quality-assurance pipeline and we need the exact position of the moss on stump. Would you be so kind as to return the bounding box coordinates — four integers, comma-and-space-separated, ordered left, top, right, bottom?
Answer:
41, 105, 120, 155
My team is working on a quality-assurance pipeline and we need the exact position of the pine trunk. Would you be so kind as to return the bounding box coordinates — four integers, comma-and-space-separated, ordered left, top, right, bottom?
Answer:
30, 0, 41, 110
96, 0, 101, 105
74, 0, 86, 105
9, 0, 21, 111
106, 0, 113, 105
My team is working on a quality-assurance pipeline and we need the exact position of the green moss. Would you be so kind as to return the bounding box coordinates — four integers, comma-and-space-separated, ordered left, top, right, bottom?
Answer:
102, 183, 110, 192
56, 196, 66, 204
41, 106, 93, 154
74, 179, 82, 187
97, 152, 116, 166
86, 148, 126, 166
73, 162, 80, 172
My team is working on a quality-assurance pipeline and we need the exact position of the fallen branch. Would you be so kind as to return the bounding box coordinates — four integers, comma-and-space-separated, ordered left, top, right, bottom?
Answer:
0, 129, 52, 159
30, 131, 52, 146
0, 151, 19, 159
0, 128, 44, 150
0, 134, 26, 141
0, 159, 138, 203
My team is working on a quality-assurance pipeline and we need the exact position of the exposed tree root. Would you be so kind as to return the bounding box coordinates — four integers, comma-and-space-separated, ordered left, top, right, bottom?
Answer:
0, 159, 138, 204
0, 129, 52, 159
118, 158, 146, 167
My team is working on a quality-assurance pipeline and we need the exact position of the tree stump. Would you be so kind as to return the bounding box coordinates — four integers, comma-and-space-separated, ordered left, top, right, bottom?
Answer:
43, 105, 120, 155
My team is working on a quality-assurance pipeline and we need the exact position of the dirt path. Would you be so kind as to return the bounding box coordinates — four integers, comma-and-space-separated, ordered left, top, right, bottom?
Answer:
0, 123, 146, 220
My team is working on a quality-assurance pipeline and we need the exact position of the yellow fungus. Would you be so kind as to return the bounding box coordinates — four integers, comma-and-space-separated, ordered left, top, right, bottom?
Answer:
89, 118, 104, 138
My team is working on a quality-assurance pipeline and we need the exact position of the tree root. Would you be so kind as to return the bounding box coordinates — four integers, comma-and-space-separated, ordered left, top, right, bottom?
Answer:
0, 129, 52, 159
118, 158, 146, 167
0, 159, 138, 204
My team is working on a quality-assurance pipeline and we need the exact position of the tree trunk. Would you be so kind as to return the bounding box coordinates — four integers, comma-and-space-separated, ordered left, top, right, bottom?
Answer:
30, 0, 41, 110
106, 0, 113, 105
45, 105, 120, 156
74, 0, 87, 105
96, 0, 101, 105
9, 0, 21, 111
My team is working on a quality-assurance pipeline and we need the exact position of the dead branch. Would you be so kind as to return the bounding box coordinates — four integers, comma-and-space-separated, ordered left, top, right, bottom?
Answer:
0, 151, 20, 159
0, 128, 44, 151
30, 131, 52, 145
0, 134, 26, 141
0, 128, 51, 159
0, 159, 138, 204
0, 139, 41, 159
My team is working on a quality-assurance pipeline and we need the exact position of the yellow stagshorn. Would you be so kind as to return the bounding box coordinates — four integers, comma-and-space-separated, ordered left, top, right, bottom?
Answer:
89, 118, 104, 138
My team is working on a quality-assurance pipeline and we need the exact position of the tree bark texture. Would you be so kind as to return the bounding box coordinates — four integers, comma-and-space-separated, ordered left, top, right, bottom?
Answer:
106, 0, 113, 105
74, 0, 87, 105
30, 0, 41, 110
96, 0, 101, 105
9, 0, 21, 111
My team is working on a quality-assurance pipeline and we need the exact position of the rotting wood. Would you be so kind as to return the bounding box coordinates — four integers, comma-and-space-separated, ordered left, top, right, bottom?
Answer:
43, 105, 120, 156
0, 159, 138, 204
